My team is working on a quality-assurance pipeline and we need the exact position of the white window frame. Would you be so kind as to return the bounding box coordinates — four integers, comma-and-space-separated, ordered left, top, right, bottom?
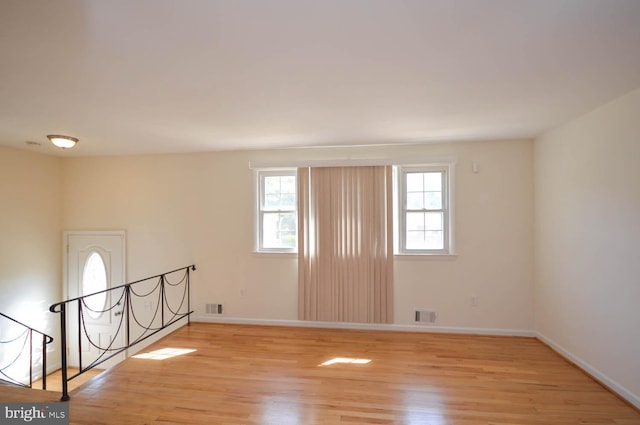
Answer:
395, 164, 455, 255
255, 169, 298, 253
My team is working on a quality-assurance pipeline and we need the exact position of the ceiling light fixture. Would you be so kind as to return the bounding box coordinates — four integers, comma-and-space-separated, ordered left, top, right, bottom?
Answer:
47, 134, 78, 149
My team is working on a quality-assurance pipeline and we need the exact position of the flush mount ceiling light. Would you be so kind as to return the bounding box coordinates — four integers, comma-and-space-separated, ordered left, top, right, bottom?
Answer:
47, 134, 78, 149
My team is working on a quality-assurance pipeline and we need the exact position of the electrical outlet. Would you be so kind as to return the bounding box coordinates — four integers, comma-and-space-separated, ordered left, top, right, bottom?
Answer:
144, 301, 153, 311
470, 296, 478, 307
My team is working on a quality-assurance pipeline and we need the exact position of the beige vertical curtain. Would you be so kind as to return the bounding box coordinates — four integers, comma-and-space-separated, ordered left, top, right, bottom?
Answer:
298, 166, 394, 323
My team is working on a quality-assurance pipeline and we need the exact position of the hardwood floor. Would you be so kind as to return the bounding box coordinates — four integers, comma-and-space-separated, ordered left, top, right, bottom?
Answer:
31, 368, 103, 392
3, 323, 640, 424
0, 381, 60, 402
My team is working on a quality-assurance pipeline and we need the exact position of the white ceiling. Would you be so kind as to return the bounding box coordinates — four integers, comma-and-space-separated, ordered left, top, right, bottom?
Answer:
2, 0, 640, 157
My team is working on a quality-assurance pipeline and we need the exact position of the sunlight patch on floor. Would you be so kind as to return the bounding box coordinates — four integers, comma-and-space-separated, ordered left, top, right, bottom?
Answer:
319, 357, 371, 366
132, 348, 196, 360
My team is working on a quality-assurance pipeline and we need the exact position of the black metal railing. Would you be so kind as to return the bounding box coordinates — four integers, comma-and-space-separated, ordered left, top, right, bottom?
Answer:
49, 264, 195, 401
0, 312, 54, 390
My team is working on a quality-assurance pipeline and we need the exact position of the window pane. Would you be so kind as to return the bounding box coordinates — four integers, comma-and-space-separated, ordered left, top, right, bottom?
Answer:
262, 212, 297, 249
262, 213, 280, 248
425, 231, 444, 250
263, 175, 296, 210
406, 230, 426, 250
280, 211, 297, 248
406, 212, 425, 231
406, 171, 443, 211
279, 231, 296, 248
406, 192, 424, 209
405, 212, 444, 250
281, 193, 296, 209
406, 230, 444, 250
425, 191, 442, 209
406, 173, 424, 192
264, 176, 281, 195
280, 176, 296, 195
264, 194, 280, 209
407, 212, 443, 232
279, 212, 296, 231
424, 212, 443, 230
423, 172, 442, 191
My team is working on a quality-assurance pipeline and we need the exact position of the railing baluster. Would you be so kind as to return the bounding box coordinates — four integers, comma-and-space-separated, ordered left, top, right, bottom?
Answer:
29, 329, 33, 389
42, 333, 47, 390
59, 302, 70, 401
160, 275, 166, 327
49, 302, 69, 401
125, 285, 131, 347
187, 266, 191, 326
77, 299, 82, 373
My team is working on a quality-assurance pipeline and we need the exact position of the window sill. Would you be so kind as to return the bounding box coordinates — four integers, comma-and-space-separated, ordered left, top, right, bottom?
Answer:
252, 252, 457, 260
252, 251, 298, 259
394, 253, 458, 261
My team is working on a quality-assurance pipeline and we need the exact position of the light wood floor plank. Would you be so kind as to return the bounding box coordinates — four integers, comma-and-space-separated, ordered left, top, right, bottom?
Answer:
3, 323, 639, 424
71, 323, 640, 424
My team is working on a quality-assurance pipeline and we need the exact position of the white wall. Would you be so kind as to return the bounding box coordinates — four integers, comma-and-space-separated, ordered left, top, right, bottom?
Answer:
0, 146, 62, 374
534, 87, 640, 406
63, 139, 534, 333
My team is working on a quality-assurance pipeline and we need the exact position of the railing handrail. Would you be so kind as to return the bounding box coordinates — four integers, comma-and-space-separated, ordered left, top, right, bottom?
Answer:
49, 265, 195, 311
49, 264, 195, 401
0, 312, 54, 344
0, 311, 54, 390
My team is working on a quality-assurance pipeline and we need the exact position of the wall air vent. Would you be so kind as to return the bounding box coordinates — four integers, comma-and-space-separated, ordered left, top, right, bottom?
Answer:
205, 303, 223, 315
415, 310, 437, 324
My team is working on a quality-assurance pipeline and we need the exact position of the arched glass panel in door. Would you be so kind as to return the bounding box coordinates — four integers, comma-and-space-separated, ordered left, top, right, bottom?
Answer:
82, 251, 108, 319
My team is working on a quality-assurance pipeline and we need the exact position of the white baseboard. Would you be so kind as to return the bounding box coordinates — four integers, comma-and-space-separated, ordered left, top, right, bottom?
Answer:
536, 331, 640, 410
192, 315, 535, 337
46, 362, 62, 376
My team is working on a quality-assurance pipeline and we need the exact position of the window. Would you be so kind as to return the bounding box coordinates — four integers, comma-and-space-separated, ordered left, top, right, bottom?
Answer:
256, 170, 297, 252
397, 165, 453, 254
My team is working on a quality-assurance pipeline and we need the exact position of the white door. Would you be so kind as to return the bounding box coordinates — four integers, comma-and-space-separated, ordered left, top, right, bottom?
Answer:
65, 231, 126, 371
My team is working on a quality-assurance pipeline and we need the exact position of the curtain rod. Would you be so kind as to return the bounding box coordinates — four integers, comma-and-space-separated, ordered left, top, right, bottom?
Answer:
248, 156, 457, 169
